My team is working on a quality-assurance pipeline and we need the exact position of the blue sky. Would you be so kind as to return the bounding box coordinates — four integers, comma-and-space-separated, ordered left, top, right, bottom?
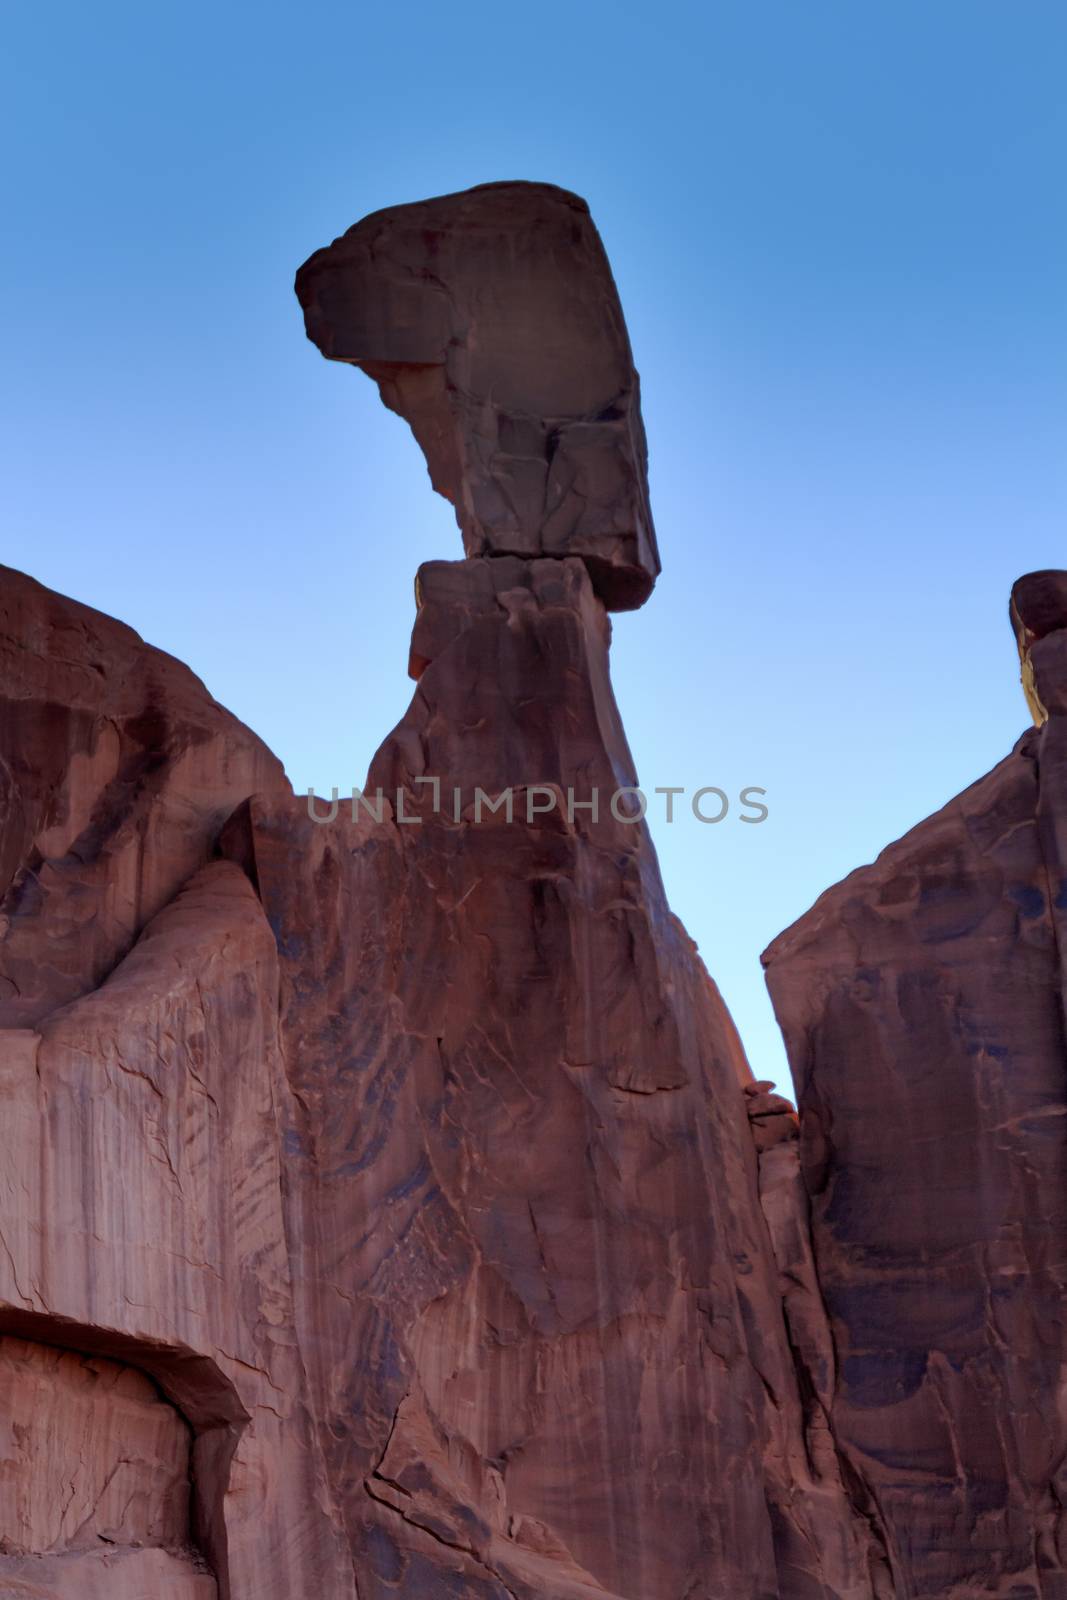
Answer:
3, 1, 1065, 1090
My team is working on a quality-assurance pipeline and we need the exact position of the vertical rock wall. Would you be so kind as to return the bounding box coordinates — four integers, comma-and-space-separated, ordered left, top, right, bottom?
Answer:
764, 576, 1067, 1599
0, 552, 876, 1597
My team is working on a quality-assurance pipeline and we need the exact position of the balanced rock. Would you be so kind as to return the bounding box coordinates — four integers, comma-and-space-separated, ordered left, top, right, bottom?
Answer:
295, 182, 660, 610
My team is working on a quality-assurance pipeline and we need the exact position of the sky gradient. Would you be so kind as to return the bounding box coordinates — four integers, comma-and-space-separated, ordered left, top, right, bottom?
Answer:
3, 1, 1065, 1089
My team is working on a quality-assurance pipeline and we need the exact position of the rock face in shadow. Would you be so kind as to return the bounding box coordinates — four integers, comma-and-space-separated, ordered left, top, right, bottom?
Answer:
294, 182, 660, 611
763, 572, 1067, 1599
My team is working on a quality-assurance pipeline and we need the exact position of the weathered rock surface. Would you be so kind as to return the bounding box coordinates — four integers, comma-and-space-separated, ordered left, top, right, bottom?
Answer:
0, 855, 354, 1598
0, 566, 287, 1028
295, 182, 660, 610
0, 551, 877, 1597
0, 1334, 217, 1596
232, 553, 877, 1599
764, 574, 1067, 1599
0, 1335, 195, 1555
0, 1546, 216, 1599
9, 189, 1061, 1600
0, 566, 352, 1597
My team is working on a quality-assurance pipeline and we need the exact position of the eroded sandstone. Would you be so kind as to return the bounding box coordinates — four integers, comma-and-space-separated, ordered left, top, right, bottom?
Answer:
0, 566, 287, 1027
0, 1335, 194, 1556
0, 591, 354, 1597
764, 574, 1067, 1598
295, 182, 660, 610
0, 546, 876, 1597
226, 552, 878, 1600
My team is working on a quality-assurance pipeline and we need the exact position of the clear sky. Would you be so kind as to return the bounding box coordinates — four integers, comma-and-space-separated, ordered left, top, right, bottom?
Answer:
3, 1, 1065, 1091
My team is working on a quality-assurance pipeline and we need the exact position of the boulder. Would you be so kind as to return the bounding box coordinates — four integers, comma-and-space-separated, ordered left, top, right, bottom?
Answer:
295, 182, 660, 610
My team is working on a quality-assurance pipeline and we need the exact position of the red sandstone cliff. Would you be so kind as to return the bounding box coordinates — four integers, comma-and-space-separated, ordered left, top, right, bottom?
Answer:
764, 572, 1067, 1599
0, 550, 876, 1597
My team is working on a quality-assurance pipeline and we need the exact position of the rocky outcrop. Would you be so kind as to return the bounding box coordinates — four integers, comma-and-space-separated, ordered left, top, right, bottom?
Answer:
0, 578, 352, 1597
231, 552, 878, 1599
764, 573, 1067, 1599
295, 182, 659, 610
286, 189, 879, 1589
0, 566, 286, 1027
0, 854, 353, 1598
7, 179, 1061, 1599
0, 540, 878, 1597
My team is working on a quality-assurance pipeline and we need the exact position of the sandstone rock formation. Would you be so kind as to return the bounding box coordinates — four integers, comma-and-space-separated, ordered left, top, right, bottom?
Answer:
237, 552, 883, 1599
0, 567, 287, 1027
764, 571, 1067, 1599
0, 572, 353, 1598
0, 548, 880, 1597
295, 182, 660, 610
5, 178, 1056, 1600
